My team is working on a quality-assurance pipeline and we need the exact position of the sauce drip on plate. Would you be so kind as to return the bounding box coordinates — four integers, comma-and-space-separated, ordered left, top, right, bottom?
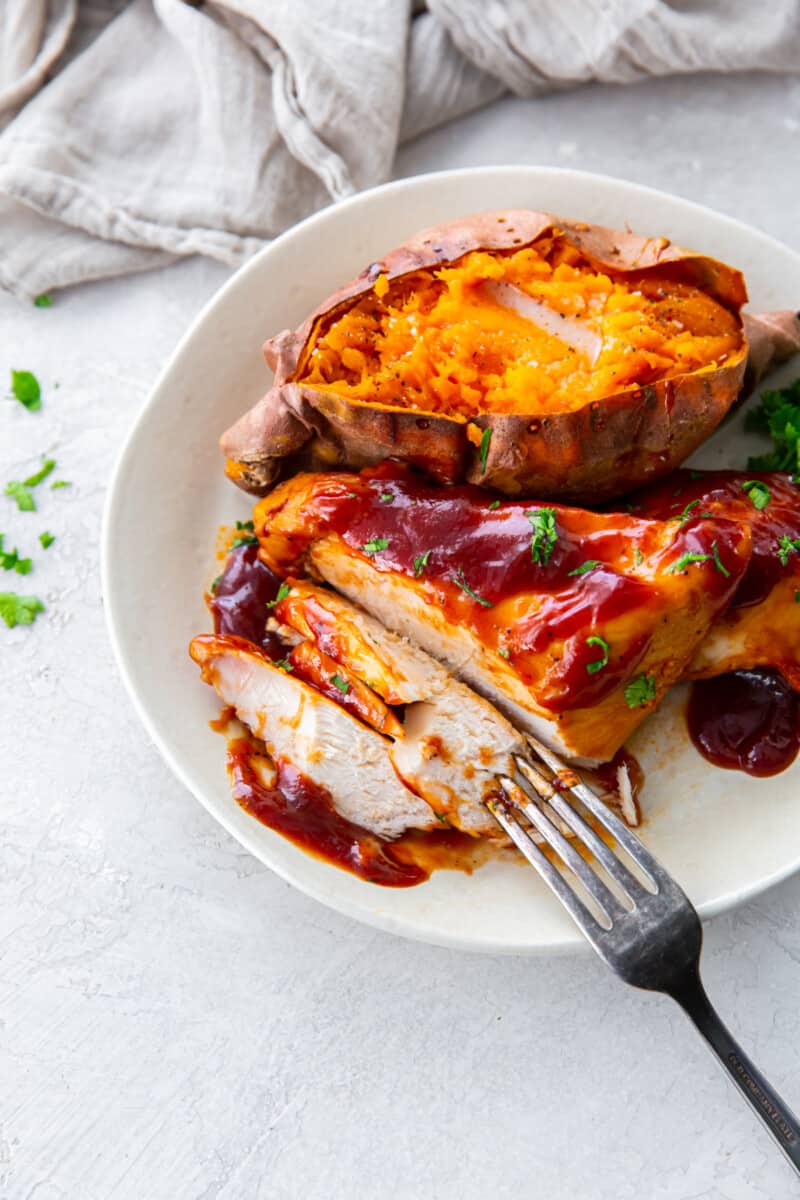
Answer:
687, 669, 800, 777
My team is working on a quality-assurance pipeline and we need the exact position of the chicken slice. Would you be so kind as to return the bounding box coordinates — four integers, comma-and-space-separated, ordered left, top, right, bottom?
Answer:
190, 634, 437, 840
630, 470, 800, 688
253, 465, 752, 763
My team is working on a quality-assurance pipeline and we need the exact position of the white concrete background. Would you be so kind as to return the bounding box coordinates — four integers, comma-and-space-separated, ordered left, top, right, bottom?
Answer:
3, 71, 800, 1200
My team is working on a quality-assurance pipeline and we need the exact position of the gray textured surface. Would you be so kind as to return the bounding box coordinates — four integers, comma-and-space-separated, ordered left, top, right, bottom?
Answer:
3, 71, 800, 1199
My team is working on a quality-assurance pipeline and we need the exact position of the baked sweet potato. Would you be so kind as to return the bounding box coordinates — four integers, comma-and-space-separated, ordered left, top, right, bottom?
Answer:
221, 210, 800, 502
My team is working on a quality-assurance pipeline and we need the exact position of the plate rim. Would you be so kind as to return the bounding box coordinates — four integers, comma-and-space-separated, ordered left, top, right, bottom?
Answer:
101, 164, 800, 955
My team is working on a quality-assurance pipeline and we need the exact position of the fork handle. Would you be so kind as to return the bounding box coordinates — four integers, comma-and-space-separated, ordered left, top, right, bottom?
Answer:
672, 974, 800, 1174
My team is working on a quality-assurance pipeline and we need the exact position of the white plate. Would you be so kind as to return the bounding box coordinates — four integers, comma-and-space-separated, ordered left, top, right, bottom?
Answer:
102, 167, 800, 955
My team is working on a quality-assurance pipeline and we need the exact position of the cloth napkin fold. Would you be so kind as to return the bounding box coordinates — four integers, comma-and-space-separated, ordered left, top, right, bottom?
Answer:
1, 0, 799, 299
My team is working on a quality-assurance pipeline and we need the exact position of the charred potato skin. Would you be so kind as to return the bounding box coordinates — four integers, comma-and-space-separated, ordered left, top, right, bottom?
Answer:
221, 210, 751, 499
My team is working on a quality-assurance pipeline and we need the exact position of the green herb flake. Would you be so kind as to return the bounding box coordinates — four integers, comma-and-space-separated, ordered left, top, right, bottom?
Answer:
634, 547, 644, 566
0, 592, 45, 628
667, 550, 713, 574
274, 659, 294, 673
230, 533, 259, 550
479, 427, 492, 474
453, 567, 493, 607
624, 673, 656, 709
210, 574, 223, 593
778, 535, 800, 568
673, 499, 701, 524
413, 549, 432, 577
742, 479, 771, 510
585, 635, 610, 675
10, 370, 41, 412
689, 470, 704, 479
379, 492, 393, 504
362, 538, 390, 555
235, 519, 255, 531
39, 531, 55, 550
525, 507, 558, 565
331, 673, 350, 696
14, 558, 32, 576
746, 377, 800, 472
4, 481, 35, 512
50, 480, 71, 490
795, 590, 800, 603
24, 458, 56, 488
711, 541, 730, 578
266, 582, 291, 609
33, 294, 53, 308
498, 647, 510, 659
487, 500, 501, 510
567, 559, 601, 578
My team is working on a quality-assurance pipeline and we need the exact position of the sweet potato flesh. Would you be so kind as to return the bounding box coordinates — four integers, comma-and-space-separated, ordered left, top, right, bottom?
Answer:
300, 235, 742, 417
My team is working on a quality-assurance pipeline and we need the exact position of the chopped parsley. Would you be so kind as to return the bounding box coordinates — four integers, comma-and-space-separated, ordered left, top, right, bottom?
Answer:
235, 519, 254, 531
362, 538, 390, 555
585, 635, 610, 674
39, 531, 55, 549
487, 500, 501, 510
4, 481, 35, 512
0, 592, 44, 628
674, 499, 701, 523
668, 542, 729, 577
25, 458, 55, 487
746, 377, 800, 472
10, 370, 41, 412
413, 549, 432, 577
50, 480, 71, 489
379, 492, 393, 503
567, 559, 601, 577
795, 590, 800, 603
634, 547, 644, 566
274, 658, 293, 672
230, 533, 258, 549
453, 567, 493, 607
711, 541, 730, 578
210, 574, 222, 593
624, 673, 656, 709
778, 535, 800, 568
0, 538, 30, 574
331, 674, 350, 696
266, 582, 291, 609
479, 427, 492, 474
742, 480, 771, 510
498, 647, 510, 659
33, 294, 53, 308
525, 507, 558, 565
15, 558, 32, 575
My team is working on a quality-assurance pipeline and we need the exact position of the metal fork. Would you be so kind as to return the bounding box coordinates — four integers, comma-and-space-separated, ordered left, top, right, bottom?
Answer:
488, 733, 800, 1176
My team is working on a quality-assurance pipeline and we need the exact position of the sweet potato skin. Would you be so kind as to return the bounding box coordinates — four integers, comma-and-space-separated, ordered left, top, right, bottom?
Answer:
220, 210, 797, 501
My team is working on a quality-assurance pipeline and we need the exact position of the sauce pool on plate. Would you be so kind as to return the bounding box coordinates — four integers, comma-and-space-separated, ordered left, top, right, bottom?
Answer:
688, 669, 800, 777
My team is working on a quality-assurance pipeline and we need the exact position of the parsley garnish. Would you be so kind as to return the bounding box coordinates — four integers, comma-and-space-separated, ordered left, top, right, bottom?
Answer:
525, 507, 558, 565
487, 500, 501, 510
39, 531, 55, 549
746, 377, 800, 472
0, 592, 44, 628
479, 428, 492, 474
10, 370, 41, 412
266, 582, 291, 609
674, 499, 701, 523
50, 480, 71, 489
413, 549, 432, 577
24, 459, 55, 487
362, 538, 390, 555
15, 558, 32, 575
453, 567, 493, 607
0, 537, 30, 573
668, 550, 713, 574
778, 535, 800, 567
210, 574, 222, 593
568, 560, 601, 577
379, 492, 393, 503
331, 674, 350, 696
274, 658, 293, 672
711, 541, 730, 578
624, 673, 656, 709
742, 480, 771, 510
231, 534, 258, 549
498, 647, 510, 659
586, 635, 610, 674
235, 519, 255, 531
795, 590, 800, 603
33, 294, 53, 308
634, 547, 644, 566
5, 481, 35, 512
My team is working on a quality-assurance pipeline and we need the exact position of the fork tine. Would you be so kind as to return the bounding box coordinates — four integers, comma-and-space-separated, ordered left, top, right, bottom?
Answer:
515, 755, 637, 906
487, 799, 611, 932
500, 775, 625, 921
525, 734, 660, 891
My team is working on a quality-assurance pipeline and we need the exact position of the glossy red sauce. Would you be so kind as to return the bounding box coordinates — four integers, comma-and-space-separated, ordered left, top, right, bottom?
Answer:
209, 542, 283, 652
687, 669, 800, 777
260, 462, 747, 712
629, 469, 800, 609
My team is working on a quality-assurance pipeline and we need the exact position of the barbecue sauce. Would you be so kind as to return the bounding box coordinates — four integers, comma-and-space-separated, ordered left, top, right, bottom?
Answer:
687, 669, 800, 777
